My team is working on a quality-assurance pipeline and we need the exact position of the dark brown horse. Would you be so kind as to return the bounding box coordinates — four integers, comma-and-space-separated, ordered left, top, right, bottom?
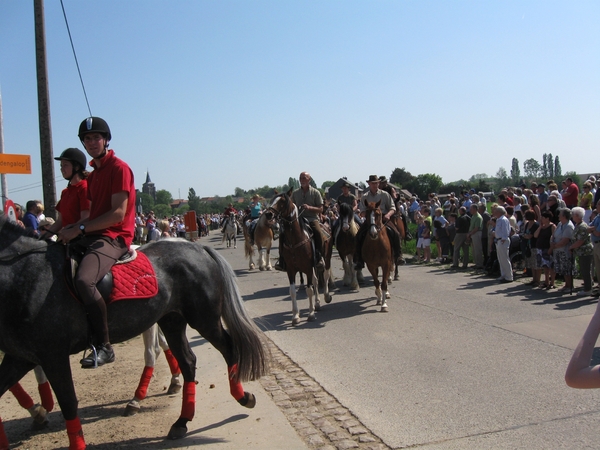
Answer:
387, 210, 406, 281
335, 203, 360, 290
362, 200, 392, 311
268, 190, 330, 325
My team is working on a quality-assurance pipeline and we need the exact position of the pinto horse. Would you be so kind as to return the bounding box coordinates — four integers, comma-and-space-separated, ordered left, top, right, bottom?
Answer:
335, 203, 360, 290
362, 200, 392, 312
243, 212, 275, 271
268, 190, 331, 325
221, 216, 238, 248
0, 216, 269, 450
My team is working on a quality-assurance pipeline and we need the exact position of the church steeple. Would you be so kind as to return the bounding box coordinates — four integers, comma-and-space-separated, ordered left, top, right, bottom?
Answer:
145, 170, 152, 184
142, 170, 156, 201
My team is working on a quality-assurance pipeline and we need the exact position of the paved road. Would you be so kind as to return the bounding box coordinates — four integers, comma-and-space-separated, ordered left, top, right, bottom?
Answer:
209, 233, 600, 449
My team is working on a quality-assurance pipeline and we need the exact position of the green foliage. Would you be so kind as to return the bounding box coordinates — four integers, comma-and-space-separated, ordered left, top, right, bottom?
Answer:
554, 156, 562, 178
523, 158, 541, 178
510, 158, 520, 182
155, 189, 173, 206
390, 167, 415, 189
188, 188, 201, 212
321, 180, 335, 190
412, 173, 443, 199
138, 192, 154, 212
153, 203, 172, 218
564, 171, 581, 187
547, 153, 554, 178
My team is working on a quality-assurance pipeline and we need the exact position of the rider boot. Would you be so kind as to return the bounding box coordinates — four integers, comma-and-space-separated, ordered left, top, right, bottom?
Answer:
274, 252, 286, 271
385, 225, 403, 266
310, 220, 325, 269
353, 223, 368, 270
80, 299, 115, 368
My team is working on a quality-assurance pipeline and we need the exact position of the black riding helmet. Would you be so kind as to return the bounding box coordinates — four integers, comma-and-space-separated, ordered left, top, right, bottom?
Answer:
78, 116, 111, 142
54, 147, 87, 170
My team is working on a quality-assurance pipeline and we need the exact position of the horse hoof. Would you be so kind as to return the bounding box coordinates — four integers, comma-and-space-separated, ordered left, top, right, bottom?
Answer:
380, 305, 388, 312
31, 405, 48, 430
249, 264, 255, 270
307, 314, 316, 322
123, 403, 140, 417
266, 266, 272, 271
315, 302, 321, 311
167, 381, 182, 395
394, 275, 399, 281
238, 392, 256, 408
385, 292, 391, 299
259, 266, 265, 271
292, 317, 301, 326
167, 426, 187, 440
325, 294, 332, 304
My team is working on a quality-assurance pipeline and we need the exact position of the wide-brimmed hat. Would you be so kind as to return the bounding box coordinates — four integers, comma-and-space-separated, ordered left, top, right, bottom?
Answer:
378, 175, 388, 183
341, 180, 352, 188
366, 175, 379, 183
39, 218, 55, 228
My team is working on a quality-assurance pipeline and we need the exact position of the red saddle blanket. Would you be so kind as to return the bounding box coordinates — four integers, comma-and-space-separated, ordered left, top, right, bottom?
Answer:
110, 252, 158, 302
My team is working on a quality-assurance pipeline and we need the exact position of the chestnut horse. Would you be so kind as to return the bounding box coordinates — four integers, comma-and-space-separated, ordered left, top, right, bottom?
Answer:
268, 190, 331, 325
362, 199, 392, 311
243, 212, 276, 270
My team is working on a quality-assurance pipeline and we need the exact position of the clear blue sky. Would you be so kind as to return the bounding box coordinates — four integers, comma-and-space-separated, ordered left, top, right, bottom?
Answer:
1, 1, 598, 207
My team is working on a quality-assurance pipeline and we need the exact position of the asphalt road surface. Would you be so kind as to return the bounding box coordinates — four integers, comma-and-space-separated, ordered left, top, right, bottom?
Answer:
209, 233, 600, 449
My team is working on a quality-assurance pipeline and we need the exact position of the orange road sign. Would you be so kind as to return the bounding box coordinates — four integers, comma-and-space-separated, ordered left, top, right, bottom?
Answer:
0, 154, 32, 174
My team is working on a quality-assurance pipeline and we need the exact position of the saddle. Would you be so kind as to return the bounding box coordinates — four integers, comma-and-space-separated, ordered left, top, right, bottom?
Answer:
66, 243, 158, 303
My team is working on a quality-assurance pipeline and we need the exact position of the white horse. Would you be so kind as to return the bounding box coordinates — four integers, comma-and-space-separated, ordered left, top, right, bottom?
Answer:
124, 324, 182, 416
221, 216, 238, 248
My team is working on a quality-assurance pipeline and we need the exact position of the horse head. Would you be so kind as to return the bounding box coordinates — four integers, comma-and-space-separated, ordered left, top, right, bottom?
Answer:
364, 200, 383, 239
268, 189, 296, 222
339, 203, 354, 232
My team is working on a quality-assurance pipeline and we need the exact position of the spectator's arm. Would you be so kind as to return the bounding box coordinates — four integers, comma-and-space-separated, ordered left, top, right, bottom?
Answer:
566, 302, 600, 388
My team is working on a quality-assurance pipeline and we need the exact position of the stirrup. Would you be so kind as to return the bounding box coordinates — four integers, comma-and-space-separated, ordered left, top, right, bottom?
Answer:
80, 345, 99, 369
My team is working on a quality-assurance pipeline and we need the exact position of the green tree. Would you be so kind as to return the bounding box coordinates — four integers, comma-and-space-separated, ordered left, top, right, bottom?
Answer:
495, 167, 509, 191
547, 153, 554, 179
523, 158, 541, 179
287, 177, 299, 190
554, 156, 562, 178
188, 188, 201, 212
541, 153, 548, 178
321, 181, 335, 190
510, 158, 520, 183
390, 167, 415, 189
155, 189, 173, 206
154, 204, 172, 218
138, 192, 154, 212
413, 173, 443, 199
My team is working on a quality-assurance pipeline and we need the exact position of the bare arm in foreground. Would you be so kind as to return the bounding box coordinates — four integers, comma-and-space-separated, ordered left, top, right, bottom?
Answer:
565, 302, 600, 388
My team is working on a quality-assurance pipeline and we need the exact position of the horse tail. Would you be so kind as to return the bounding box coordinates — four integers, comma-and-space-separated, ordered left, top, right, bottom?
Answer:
243, 225, 254, 258
204, 247, 270, 381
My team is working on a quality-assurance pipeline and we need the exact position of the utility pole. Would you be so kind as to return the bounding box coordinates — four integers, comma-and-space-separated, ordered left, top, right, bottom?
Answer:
0, 91, 7, 206
34, 0, 57, 219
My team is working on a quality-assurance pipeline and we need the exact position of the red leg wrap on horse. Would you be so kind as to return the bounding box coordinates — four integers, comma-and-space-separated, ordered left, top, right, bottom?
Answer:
180, 381, 196, 420
38, 381, 54, 412
164, 349, 181, 375
0, 417, 10, 450
65, 417, 86, 450
228, 364, 245, 401
134, 366, 154, 400
9, 383, 34, 410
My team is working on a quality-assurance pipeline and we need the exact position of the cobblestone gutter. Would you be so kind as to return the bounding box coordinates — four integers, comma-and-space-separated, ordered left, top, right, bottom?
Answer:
260, 340, 390, 450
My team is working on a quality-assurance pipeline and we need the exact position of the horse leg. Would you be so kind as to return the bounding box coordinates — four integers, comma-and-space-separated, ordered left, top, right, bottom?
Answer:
308, 270, 319, 319
367, 264, 382, 306
289, 273, 301, 325
157, 327, 182, 395
157, 314, 197, 440
265, 247, 272, 271
38, 356, 87, 450
347, 255, 359, 291
33, 365, 54, 413
258, 248, 266, 271
124, 324, 160, 416
233, 232, 237, 249
322, 267, 332, 304
381, 263, 390, 312
8, 382, 48, 429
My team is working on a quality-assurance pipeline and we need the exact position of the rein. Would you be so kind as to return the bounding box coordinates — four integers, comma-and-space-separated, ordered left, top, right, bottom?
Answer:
268, 204, 310, 249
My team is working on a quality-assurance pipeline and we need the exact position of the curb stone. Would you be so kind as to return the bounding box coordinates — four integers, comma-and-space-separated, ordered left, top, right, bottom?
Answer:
259, 339, 390, 450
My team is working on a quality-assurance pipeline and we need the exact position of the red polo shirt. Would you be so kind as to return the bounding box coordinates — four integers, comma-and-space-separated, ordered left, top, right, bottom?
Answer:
87, 150, 136, 247
563, 183, 580, 207
56, 179, 90, 227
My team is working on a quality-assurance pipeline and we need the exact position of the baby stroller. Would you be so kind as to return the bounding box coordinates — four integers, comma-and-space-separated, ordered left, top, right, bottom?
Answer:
484, 234, 525, 277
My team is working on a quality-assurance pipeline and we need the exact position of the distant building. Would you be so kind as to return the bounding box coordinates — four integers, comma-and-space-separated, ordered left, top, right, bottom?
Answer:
142, 171, 156, 201
326, 177, 363, 201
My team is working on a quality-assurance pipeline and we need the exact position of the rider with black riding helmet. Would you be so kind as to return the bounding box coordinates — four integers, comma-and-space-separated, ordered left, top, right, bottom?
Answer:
58, 117, 136, 368
40, 148, 90, 239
